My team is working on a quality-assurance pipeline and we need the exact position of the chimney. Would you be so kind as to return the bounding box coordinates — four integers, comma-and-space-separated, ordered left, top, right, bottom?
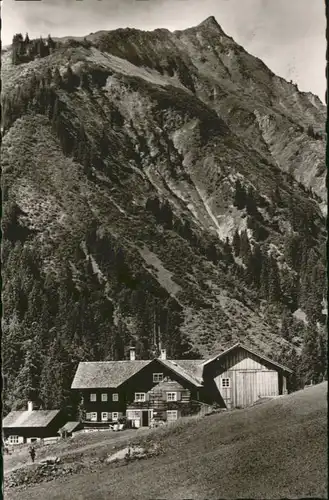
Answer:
27, 401, 34, 412
129, 347, 136, 361
160, 349, 167, 360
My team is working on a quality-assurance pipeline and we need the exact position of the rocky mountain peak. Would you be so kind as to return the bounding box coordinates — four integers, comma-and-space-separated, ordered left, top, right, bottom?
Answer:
197, 16, 222, 30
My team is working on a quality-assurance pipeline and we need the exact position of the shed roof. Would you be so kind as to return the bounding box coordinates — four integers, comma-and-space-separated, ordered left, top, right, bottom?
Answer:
3, 410, 61, 429
202, 343, 293, 373
59, 421, 81, 433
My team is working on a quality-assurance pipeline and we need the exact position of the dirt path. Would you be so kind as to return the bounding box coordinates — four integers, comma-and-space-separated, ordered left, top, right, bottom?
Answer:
4, 428, 151, 475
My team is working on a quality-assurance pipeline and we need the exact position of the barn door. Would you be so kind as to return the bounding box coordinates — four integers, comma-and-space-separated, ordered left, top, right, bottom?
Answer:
236, 371, 258, 407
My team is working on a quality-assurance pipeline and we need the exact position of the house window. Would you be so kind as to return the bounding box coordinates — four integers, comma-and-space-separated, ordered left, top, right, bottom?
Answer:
167, 410, 178, 422
167, 392, 177, 402
153, 373, 164, 383
134, 393, 146, 402
90, 393, 97, 402
90, 412, 98, 422
101, 412, 109, 421
112, 412, 119, 421
112, 393, 119, 401
9, 435, 19, 444
101, 393, 108, 402
221, 378, 230, 388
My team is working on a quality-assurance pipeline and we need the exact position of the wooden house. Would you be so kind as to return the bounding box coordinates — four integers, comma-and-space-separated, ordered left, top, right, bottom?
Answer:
71, 348, 210, 427
3, 401, 66, 445
71, 343, 292, 426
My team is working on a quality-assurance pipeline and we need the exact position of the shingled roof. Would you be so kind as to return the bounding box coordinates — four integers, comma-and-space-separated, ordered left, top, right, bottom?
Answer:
59, 421, 82, 434
159, 359, 204, 386
71, 360, 152, 389
71, 358, 204, 389
3, 410, 61, 428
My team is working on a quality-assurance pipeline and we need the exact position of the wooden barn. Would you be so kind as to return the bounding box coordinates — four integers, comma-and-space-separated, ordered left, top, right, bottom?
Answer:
3, 401, 66, 445
202, 343, 293, 409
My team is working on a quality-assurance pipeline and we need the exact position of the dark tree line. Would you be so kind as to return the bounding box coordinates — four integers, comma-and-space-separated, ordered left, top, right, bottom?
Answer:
12, 33, 56, 65
2, 225, 200, 415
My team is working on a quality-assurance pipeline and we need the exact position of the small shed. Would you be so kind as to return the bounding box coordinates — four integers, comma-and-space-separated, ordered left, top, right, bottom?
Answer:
58, 421, 83, 438
202, 343, 293, 409
3, 403, 66, 445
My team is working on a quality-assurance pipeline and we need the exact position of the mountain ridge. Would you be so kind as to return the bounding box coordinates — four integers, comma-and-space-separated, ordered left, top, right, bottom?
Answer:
2, 21, 326, 412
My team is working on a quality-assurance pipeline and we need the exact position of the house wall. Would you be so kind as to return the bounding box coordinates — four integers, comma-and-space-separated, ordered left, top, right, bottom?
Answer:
81, 388, 126, 423
121, 360, 200, 404
122, 360, 202, 426
204, 347, 282, 409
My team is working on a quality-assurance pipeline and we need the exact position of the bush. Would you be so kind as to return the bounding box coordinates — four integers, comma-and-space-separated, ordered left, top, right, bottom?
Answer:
307, 125, 322, 140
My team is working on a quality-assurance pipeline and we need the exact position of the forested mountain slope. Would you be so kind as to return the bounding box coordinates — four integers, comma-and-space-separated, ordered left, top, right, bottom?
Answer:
2, 19, 326, 413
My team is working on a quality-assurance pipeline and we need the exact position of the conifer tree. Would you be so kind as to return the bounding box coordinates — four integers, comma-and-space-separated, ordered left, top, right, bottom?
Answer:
250, 243, 263, 287
80, 72, 90, 90
47, 34, 56, 50
223, 237, 234, 265
317, 327, 327, 381
206, 240, 218, 264
300, 321, 322, 385
233, 179, 246, 210
232, 229, 240, 257
280, 309, 293, 340
284, 232, 302, 272
53, 67, 62, 88
159, 200, 173, 229
268, 255, 281, 303
287, 347, 302, 392
260, 252, 269, 299
39, 335, 72, 409
245, 186, 257, 216
11, 340, 41, 409
64, 65, 77, 91
239, 230, 252, 265
37, 37, 47, 58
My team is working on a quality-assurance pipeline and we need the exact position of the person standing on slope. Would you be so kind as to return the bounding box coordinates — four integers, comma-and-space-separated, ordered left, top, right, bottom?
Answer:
29, 445, 36, 463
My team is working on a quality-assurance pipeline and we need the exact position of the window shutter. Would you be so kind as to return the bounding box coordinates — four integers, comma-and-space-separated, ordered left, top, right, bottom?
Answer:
176, 392, 181, 401
145, 392, 149, 402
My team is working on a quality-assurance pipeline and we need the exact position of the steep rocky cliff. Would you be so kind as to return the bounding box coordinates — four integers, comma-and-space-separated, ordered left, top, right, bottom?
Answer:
2, 18, 326, 411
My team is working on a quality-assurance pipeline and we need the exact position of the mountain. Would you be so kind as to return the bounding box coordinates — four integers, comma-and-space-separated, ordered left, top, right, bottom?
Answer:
2, 20, 327, 412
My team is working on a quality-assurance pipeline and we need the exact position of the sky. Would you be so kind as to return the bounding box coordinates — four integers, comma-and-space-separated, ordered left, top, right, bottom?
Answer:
1, 0, 326, 102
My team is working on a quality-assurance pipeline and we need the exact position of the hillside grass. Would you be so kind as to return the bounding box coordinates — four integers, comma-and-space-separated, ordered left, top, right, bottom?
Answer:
6, 382, 327, 500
